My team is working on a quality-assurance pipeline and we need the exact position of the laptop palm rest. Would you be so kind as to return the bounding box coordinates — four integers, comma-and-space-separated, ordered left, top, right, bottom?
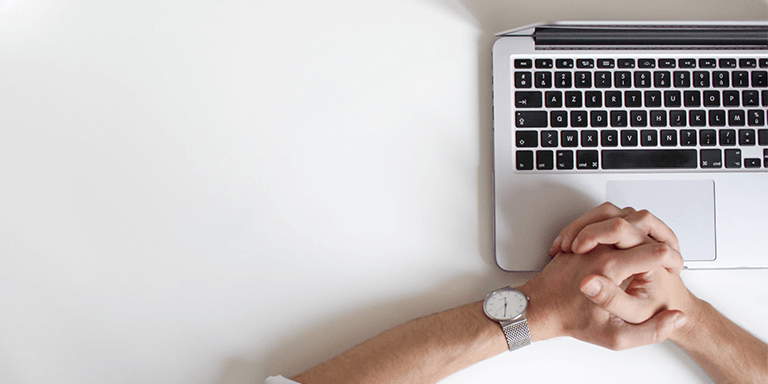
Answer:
606, 180, 716, 262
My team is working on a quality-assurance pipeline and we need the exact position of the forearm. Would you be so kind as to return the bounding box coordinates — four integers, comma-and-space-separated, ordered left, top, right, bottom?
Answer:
292, 302, 508, 384
672, 298, 768, 384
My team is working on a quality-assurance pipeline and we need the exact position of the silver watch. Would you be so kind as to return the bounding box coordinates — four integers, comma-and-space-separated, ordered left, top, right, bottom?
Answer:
483, 286, 531, 351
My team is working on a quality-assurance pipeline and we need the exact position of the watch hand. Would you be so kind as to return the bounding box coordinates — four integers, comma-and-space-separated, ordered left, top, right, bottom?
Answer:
504, 298, 508, 317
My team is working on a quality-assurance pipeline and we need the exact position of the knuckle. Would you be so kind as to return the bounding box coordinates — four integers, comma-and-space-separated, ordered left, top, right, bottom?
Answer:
651, 242, 672, 259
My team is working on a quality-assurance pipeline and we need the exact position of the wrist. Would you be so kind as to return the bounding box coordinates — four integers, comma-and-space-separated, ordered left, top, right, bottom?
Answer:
669, 294, 708, 346
516, 282, 562, 342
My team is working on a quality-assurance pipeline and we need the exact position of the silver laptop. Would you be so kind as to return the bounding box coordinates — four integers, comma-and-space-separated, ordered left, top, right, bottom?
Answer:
492, 22, 768, 271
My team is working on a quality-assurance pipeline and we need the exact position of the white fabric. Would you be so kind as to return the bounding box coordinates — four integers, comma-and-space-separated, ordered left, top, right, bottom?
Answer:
265, 375, 301, 384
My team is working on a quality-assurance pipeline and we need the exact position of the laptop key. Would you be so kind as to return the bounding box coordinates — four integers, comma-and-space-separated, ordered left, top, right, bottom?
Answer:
556, 150, 574, 170
602, 149, 697, 169
515, 130, 538, 147
745, 158, 761, 168
576, 150, 599, 169
516, 150, 534, 170
725, 149, 742, 168
700, 149, 722, 168
516, 112, 547, 128
749, 110, 765, 127
536, 150, 554, 170
515, 91, 543, 108
739, 129, 756, 145
759, 129, 768, 145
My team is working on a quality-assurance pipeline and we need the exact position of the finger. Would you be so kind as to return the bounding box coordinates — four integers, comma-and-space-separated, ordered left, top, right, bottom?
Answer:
570, 217, 653, 254
550, 202, 627, 255
581, 275, 655, 323
623, 209, 681, 253
604, 310, 686, 351
602, 242, 685, 281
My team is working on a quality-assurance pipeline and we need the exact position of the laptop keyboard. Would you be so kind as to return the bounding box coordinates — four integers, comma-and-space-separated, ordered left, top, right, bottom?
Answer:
511, 56, 768, 171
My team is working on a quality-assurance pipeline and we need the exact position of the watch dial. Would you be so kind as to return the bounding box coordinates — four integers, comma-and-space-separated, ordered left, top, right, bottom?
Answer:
484, 289, 527, 321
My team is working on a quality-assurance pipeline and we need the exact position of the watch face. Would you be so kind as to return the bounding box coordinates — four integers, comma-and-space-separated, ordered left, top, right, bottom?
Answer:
484, 288, 527, 321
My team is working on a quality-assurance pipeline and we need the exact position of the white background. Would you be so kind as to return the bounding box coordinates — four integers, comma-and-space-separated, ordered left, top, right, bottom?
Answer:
1, 0, 767, 383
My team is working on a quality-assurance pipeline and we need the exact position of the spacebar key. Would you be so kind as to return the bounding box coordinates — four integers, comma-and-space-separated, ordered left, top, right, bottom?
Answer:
602, 149, 698, 169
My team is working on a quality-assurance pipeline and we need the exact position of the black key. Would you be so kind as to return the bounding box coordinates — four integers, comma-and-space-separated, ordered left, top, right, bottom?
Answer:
516, 111, 548, 128
719, 58, 737, 68
605, 91, 622, 107
602, 149, 697, 169
674, 71, 691, 87
693, 71, 710, 87
611, 110, 628, 127
516, 130, 538, 147
699, 58, 717, 68
556, 59, 574, 68
659, 59, 676, 68
730, 110, 746, 127
555, 72, 572, 88
635, 71, 652, 87
577, 59, 595, 68
601, 129, 619, 147
713, 71, 730, 87
597, 59, 615, 68
681, 130, 697, 146
594, 71, 612, 88
723, 91, 740, 107
745, 158, 761, 168
709, 110, 726, 126
515, 91, 543, 108
535, 59, 553, 68
690, 110, 706, 126
761, 59, 768, 68
638, 59, 656, 68
732, 71, 749, 87
591, 110, 608, 127
571, 111, 588, 127
581, 130, 598, 147
743, 90, 760, 106
515, 71, 533, 88
650, 110, 666, 127
557, 150, 574, 170
665, 91, 682, 107
703, 91, 720, 107
660, 130, 677, 146
764, 90, 768, 106
751, 71, 768, 87
576, 150, 599, 169
700, 129, 717, 146
700, 149, 722, 168
614, 71, 632, 88
545, 91, 562, 107
654, 71, 671, 88
625, 91, 642, 107
725, 149, 742, 168
537, 150, 554, 170
565, 91, 582, 108
748, 110, 765, 127
740, 129, 756, 145
621, 129, 639, 146
585, 91, 602, 107
759, 128, 768, 145
679, 58, 697, 68
719, 129, 737, 146
575, 71, 592, 88
550, 111, 568, 127
516, 150, 534, 170
561, 130, 578, 147
739, 58, 757, 68
670, 110, 687, 126
645, 91, 662, 107
618, 59, 635, 68
535, 72, 552, 88
765, 149, 768, 168
630, 110, 647, 127
541, 131, 558, 147
684, 90, 701, 107
641, 129, 658, 146
515, 59, 533, 68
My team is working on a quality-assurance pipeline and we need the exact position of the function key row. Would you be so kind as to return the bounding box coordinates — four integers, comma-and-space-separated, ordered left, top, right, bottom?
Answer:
514, 58, 768, 70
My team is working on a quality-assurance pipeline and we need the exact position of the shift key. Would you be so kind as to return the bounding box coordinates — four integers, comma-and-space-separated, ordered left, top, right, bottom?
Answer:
516, 111, 548, 127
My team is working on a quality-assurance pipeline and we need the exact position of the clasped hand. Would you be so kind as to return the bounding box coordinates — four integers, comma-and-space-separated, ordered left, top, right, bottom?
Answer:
520, 202, 697, 350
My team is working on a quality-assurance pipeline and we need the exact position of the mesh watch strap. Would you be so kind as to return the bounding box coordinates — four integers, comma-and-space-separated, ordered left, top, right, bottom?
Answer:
502, 318, 531, 351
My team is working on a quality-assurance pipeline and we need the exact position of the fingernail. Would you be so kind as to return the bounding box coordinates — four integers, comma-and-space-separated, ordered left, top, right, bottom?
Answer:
571, 238, 580, 252
553, 234, 562, 245
581, 279, 601, 297
674, 314, 687, 329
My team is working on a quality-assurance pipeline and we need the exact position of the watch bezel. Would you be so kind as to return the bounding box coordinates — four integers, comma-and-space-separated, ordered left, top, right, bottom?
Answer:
483, 286, 528, 322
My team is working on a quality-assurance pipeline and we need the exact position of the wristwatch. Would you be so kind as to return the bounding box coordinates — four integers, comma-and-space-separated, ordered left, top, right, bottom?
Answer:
483, 286, 531, 351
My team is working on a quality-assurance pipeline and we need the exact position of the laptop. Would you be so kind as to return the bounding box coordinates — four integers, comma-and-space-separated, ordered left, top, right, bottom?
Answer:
492, 22, 768, 271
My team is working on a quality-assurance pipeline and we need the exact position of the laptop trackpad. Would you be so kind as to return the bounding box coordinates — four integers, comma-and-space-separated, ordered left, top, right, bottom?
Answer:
606, 180, 716, 261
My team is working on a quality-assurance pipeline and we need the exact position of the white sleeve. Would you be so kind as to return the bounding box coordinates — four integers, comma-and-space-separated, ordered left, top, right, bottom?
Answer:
265, 375, 301, 384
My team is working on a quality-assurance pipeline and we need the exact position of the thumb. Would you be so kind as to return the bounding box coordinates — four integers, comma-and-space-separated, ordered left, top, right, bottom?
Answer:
606, 309, 687, 351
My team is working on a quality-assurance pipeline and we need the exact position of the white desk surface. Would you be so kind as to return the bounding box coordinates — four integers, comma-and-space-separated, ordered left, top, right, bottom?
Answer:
1, 1, 767, 383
